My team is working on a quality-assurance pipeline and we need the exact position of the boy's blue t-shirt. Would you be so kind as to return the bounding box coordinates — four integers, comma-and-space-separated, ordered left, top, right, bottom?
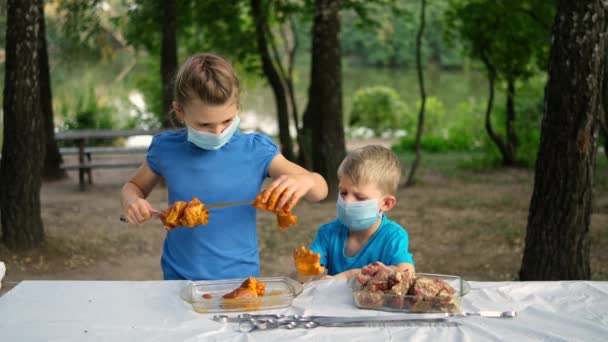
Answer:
146, 129, 279, 280
309, 215, 414, 275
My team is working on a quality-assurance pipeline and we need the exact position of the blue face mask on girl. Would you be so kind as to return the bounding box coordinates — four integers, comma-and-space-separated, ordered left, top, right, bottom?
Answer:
187, 116, 240, 150
336, 195, 382, 231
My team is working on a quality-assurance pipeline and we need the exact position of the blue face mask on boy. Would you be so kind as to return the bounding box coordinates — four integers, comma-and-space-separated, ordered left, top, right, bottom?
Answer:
336, 195, 381, 231
187, 116, 240, 150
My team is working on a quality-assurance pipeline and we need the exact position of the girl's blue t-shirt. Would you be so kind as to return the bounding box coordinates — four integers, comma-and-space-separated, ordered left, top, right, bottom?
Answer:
309, 215, 414, 276
146, 129, 279, 280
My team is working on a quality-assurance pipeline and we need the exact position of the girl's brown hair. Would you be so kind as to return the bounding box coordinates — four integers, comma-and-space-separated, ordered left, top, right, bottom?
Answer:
173, 53, 240, 108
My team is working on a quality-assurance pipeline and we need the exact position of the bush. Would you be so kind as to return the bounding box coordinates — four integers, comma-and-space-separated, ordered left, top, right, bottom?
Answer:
392, 98, 485, 153
58, 86, 118, 146
412, 96, 446, 134
349, 86, 412, 135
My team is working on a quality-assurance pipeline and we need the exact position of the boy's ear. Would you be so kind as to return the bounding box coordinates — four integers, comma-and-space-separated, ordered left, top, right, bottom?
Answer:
379, 195, 396, 212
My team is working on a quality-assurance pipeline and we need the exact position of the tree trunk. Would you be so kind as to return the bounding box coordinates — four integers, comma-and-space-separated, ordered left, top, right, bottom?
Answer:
161, 0, 178, 128
251, 0, 295, 162
284, 18, 310, 168
301, 0, 346, 198
1, 0, 46, 249
602, 54, 608, 159
39, 1, 66, 180
519, 0, 606, 280
505, 78, 518, 165
480, 54, 511, 164
405, 0, 426, 187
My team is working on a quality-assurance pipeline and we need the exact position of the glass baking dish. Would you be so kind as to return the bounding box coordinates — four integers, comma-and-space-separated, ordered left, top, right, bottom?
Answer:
349, 272, 469, 314
180, 277, 303, 313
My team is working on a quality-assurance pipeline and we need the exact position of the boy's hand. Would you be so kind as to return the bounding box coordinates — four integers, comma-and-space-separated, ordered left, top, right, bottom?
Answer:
262, 174, 314, 211
293, 246, 326, 276
123, 198, 158, 224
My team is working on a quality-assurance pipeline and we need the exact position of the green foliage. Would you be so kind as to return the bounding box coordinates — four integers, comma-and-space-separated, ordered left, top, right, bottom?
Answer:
512, 78, 544, 167
340, 0, 465, 68
393, 134, 473, 153
123, 0, 260, 122
349, 86, 411, 134
392, 78, 544, 168
414, 96, 446, 134
475, 78, 544, 167
445, 0, 554, 80
58, 86, 119, 146
59, 86, 115, 130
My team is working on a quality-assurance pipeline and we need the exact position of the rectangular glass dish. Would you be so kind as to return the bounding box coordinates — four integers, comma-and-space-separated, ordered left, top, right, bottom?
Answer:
180, 277, 303, 313
349, 273, 468, 314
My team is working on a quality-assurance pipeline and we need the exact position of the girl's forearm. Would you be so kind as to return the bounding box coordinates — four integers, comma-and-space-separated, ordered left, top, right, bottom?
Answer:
121, 182, 145, 208
304, 172, 329, 202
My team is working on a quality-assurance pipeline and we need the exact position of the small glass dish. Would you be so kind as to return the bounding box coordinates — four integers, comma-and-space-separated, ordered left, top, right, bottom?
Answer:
180, 277, 303, 313
348, 272, 470, 314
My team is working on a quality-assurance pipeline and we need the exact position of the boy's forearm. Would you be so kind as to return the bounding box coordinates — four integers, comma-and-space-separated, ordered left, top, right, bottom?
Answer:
304, 172, 328, 202
331, 268, 360, 280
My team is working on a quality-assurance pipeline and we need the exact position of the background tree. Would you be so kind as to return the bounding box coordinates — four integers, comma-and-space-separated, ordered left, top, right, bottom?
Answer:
405, 0, 427, 186
125, 0, 258, 126
40, 1, 66, 180
251, 0, 296, 161
445, 0, 554, 166
160, 0, 178, 128
1, 0, 46, 249
519, 0, 607, 280
301, 0, 346, 197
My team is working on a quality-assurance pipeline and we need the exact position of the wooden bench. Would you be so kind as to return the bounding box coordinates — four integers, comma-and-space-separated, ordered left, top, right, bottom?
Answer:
59, 147, 148, 188
55, 129, 168, 190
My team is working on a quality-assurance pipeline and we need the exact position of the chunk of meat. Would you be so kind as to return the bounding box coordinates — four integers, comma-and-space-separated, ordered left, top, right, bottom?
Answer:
159, 198, 209, 231
220, 276, 267, 311
408, 278, 455, 297
239, 276, 266, 296
179, 198, 209, 228
358, 262, 397, 287
386, 270, 415, 295
252, 190, 298, 230
355, 290, 385, 307
158, 201, 187, 230
276, 209, 298, 231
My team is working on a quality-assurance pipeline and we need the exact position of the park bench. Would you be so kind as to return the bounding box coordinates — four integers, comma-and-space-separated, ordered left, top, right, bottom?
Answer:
55, 129, 168, 190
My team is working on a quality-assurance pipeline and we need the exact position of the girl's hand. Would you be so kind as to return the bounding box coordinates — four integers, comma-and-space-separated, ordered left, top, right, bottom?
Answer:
261, 174, 315, 211
123, 198, 158, 224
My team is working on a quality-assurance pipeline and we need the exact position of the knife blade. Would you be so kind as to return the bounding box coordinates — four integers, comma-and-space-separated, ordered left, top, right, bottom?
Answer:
119, 199, 254, 223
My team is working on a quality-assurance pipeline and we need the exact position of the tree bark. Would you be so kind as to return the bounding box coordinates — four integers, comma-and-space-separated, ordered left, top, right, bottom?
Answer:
602, 53, 608, 159
301, 0, 346, 198
161, 0, 178, 128
251, 0, 295, 162
519, 0, 607, 280
1, 0, 46, 249
39, 0, 66, 180
505, 77, 518, 165
480, 53, 511, 165
405, 0, 426, 187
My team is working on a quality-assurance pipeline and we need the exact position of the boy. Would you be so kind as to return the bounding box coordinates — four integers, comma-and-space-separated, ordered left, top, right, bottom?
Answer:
294, 145, 414, 280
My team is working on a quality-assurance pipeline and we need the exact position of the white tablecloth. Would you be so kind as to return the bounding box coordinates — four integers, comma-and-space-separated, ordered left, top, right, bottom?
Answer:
0, 279, 607, 341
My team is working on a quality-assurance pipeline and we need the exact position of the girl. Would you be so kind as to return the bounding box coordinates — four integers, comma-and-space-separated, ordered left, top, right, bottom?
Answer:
121, 53, 328, 280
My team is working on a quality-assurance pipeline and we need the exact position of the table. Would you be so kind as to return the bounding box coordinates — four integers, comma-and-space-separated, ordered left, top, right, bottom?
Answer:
55, 129, 168, 190
0, 279, 607, 341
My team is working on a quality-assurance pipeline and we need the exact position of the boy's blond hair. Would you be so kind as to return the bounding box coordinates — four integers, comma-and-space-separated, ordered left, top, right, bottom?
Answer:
337, 145, 402, 195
